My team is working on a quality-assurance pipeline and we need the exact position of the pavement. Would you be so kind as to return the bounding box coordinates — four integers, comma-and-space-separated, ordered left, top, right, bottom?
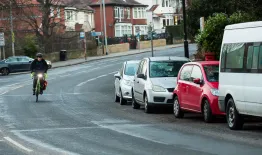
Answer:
0, 44, 262, 155
52, 44, 185, 68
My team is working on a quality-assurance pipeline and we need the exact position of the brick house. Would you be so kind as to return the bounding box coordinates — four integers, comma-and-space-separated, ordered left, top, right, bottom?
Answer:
89, 0, 148, 37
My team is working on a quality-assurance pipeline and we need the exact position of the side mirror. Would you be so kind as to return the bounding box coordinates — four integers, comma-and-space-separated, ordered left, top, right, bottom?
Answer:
29, 61, 32, 63
193, 78, 202, 84
137, 73, 146, 79
114, 72, 121, 79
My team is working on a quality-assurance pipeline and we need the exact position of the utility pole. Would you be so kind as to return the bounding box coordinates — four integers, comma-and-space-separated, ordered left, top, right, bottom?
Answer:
150, 11, 154, 57
100, 0, 104, 54
10, 1, 15, 56
182, 0, 189, 58
102, 0, 108, 55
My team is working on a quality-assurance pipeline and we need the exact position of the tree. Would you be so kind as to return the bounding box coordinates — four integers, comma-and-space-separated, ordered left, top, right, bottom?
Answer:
187, 0, 262, 39
195, 12, 254, 60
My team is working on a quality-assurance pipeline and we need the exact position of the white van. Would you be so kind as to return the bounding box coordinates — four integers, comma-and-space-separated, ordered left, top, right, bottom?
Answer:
219, 21, 262, 130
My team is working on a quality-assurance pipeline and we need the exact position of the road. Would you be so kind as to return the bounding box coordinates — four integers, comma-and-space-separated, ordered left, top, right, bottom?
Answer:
0, 44, 262, 155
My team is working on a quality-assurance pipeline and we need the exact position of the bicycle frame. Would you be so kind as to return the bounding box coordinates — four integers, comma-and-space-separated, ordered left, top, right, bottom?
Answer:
35, 73, 44, 102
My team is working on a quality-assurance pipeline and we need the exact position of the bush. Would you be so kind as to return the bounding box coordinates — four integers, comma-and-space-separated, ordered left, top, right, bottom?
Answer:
22, 35, 38, 58
195, 12, 254, 60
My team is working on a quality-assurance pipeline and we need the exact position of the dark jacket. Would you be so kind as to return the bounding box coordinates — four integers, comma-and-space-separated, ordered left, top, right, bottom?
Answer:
30, 59, 48, 73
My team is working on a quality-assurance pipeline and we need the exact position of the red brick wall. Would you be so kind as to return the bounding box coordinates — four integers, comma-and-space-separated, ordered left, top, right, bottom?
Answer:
94, 6, 114, 37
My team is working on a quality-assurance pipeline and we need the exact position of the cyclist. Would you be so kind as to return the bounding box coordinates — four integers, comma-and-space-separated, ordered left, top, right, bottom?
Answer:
30, 53, 48, 95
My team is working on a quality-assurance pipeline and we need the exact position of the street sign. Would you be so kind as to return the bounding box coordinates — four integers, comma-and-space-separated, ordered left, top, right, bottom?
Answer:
91, 32, 102, 37
0, 33, 5, 46
80, 32, 85, 39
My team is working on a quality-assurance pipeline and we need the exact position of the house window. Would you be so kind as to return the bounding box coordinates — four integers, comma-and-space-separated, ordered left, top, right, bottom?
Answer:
115, 24, 132, 37
134, 25, 148, 35
114, 7, 124, 19
66, 11, 74, 21
50, 7, 54, 17
126, 8, 130, 19
57, 8, 60, 18
133, 7, 146, 19
162, 0, 170, 7
162, 15, 174, 27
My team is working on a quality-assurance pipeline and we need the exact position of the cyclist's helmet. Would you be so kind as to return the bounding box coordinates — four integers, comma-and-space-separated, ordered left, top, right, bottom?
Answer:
36, 53, 43, 58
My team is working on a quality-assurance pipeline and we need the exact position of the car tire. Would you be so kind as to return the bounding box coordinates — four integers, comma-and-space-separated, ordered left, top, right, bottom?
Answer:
144, 94, 153, 113
114, 87, 120, 102
1, 68, 10, 76
226, 98, 244, 130
203, 99, 213, 123
173, 96, 184, 118
120, 89, 127, 105
48, 65, 52, 69
132, 90, 140, 109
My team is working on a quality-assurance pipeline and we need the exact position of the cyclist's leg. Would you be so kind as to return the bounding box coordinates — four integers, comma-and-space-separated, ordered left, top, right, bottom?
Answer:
33, 77, 37, 95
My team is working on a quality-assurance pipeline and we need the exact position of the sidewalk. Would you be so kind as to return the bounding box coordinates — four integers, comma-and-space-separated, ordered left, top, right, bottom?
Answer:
52, 44, 184, 68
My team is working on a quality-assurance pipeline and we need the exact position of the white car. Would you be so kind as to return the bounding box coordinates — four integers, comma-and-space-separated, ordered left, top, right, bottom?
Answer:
132, 56, 190, 113
114, 60, 140, 105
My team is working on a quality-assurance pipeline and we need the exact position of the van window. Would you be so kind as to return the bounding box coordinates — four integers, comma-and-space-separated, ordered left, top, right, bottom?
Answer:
225, 43, 245, 69
247, 44, 260, 69
259, 46, 262, 69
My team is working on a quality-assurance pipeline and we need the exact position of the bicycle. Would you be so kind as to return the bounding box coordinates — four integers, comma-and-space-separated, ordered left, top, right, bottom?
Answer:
32, 73, 47, 102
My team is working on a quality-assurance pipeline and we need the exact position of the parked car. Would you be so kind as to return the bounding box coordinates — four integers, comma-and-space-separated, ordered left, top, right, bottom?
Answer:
114, 60, 140, 105
173, 61, 224, 123
0, 56, 52, 75
132, 56, 190, 113
219, 21, 262, 130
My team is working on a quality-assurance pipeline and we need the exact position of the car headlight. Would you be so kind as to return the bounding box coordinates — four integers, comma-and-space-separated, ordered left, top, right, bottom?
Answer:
37, 74, 43, 78
47, 61, 51, 65
152, 85, 166, 92
210, 88, 219, 96
123, 79, 132, 86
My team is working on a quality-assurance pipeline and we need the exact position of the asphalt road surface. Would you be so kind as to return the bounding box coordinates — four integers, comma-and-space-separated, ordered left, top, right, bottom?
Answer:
0, 44, 262, 155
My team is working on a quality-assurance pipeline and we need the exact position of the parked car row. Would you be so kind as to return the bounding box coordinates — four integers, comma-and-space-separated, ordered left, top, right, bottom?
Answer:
114, 21, 262, 131
0, 56, 52, 75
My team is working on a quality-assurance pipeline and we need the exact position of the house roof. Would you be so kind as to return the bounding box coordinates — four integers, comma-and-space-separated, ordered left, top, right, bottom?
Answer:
88, 0, 148, 7
148, 5, 158, 11
61, 0, 95, 11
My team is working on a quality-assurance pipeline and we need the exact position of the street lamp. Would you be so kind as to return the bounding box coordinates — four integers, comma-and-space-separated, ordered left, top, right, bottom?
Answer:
182, 0, 189, 58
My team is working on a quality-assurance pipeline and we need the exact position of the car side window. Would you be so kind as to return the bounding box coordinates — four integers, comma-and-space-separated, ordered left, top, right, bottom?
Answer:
142, 60, 147, 75
179, 65, 193, 81
120, 64, 124, 77
6, 58, 17, 63
137, 60, 144, 75
190, 65, 203, 81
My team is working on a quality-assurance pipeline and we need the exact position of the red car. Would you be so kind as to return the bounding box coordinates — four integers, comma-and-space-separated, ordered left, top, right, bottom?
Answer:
173, 61, 224, 123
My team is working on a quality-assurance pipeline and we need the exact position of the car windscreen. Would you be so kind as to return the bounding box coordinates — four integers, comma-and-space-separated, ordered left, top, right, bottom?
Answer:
124, 62, 139, 76
203, 65, 219, 82
149, 61, 188, 78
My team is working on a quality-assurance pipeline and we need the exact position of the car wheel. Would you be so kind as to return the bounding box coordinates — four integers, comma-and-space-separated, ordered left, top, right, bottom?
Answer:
203, 99, 213, 123
144, 94, 153, 113
114, 87, 120, 102
226, 98, 244, 130
48, 65, 52, 69
173, 96, 184, 118
1, 68, 10, 76
132, 90, 140, 109
120, 89, 127, 105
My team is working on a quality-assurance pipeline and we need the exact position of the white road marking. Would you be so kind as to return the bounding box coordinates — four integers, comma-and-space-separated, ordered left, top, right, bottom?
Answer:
77, 71, 117, 87
59, 74, 71, 77
4, 137, 33, 153
11, 126, 100, 132
11, 131, 80, 155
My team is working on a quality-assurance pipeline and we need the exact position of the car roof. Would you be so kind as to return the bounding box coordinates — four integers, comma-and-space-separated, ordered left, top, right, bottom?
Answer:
8, 56, 30, 58
186, 61, 219, 66
125, 60, 140, 64
147, 56, 190, 62
225, 21, 262, 30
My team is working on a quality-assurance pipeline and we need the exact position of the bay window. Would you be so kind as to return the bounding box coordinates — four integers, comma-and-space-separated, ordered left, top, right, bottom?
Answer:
133, 7, 146, 19
65, 11, 74, 21
126, 8, 130, 19
115, 24, 132, 37
134, 25, 148, 35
